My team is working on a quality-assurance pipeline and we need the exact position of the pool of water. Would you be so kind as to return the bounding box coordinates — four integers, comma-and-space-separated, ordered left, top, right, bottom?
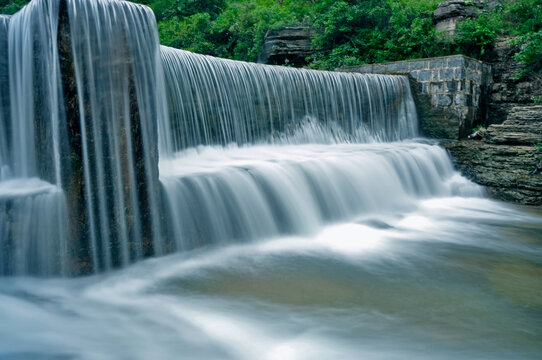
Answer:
1, 197, 541, 360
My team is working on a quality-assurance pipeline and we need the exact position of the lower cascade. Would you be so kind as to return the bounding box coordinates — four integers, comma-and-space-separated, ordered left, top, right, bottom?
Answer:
0, 0, 456, 276
1, 0, 542, 359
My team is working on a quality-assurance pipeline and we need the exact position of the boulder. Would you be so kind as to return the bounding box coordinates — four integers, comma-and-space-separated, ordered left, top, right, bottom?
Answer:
434, 0, 483, 37
258, 27, 314, 67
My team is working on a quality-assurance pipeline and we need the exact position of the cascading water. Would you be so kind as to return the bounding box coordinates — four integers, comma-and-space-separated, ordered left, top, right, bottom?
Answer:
160, 46, 418, 151
1, 1, 542, 358
0, 0, 478, 275
0, 15, 9, 181
157, 47, 481, 252
0, 0, 165, 275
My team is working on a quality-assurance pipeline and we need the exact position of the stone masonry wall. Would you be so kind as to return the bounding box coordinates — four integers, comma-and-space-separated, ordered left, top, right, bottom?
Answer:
338, 55, 492, 139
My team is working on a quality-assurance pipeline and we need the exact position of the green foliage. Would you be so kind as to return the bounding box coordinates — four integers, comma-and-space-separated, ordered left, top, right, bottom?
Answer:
455, 12, 502, 58
149, 0, 314, 61
505, 0, 542, 35
473, 124, 486, 132
513, 31, 542, 78
0, 0, 28, 14
158, 13, 215, 53
210, 0, 313, 61
501, 0, 542, 77
150, 0, 226, 21
1, 0, 541, 74
308, 0, 441, 70
532, 95, 542, 104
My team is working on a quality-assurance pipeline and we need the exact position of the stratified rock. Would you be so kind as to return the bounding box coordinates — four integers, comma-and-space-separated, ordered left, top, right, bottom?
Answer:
485, 106, 542, 145
434, 1, 483, 37
258, 27, 314, 67
485, 37, 542, 124
444, 140, 542, 204
443, 105, 542, 205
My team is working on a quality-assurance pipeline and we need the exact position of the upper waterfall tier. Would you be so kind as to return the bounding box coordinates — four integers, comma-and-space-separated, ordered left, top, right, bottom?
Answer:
1, 0, 166, 276
0, 15, 10, 181
160, 46, 418, 152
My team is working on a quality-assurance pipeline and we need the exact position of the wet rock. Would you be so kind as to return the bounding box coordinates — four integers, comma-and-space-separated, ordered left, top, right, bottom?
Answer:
443, 105, 542, 205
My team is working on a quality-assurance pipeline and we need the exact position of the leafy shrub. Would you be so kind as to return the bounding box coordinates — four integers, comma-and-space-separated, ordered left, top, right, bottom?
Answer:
455, 11, 502, 57
0, 0, 28, 14
308, 0, 441, 70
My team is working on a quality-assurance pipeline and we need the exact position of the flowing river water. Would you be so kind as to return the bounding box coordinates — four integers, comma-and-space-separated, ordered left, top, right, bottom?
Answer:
0, 0, 541, 358
1, 187, 541, 359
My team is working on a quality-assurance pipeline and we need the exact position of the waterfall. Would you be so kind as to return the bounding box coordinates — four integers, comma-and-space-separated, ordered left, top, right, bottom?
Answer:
160, 46, 418, 152
160, 143, 481, 252
1, 0, 166, 276
0, 15, 10, 181
0, 0, 482, 277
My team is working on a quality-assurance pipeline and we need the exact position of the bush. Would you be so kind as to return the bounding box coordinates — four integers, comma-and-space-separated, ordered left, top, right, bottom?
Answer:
455, 11, 502, 58
514, 31, 542, 77
308, 0, 442, 70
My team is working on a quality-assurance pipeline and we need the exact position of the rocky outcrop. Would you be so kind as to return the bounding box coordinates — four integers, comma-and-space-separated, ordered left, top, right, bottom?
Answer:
485, 37, 542, 125
485, 106, 542, 145
258, 27, 314, 66
444, 106, 542, 205
434, 0, 483, 37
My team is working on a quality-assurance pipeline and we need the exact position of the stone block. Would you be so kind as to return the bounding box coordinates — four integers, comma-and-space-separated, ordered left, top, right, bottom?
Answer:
410, 60, 428, 70
445, 81, 459, 92
447, 56, 465, 67
432, 94, 439, 106
430, 59, 445, 69
357, 65, 372, 73
455, 67, 466, 80
438, 94, 453, 106
422, 83, 430, 94
418, 70, 432, 82
396, 62, 410, 72
439, 68, 454, 81
467, 69, 482, 82
472, 60, 482, 72
387, 63, 397, 72
373, 64, 386, 73
455, 93, 472, 106
431, 82, 444, 94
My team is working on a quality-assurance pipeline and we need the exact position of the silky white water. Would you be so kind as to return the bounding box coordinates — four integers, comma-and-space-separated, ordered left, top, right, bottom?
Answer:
1, 0, 541, 358
1, 198, 541, 359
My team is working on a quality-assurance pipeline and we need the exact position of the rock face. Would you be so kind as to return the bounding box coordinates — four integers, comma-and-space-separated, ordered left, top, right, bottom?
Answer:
258, 27, 314, 66
434, 0, 483, 37
485, 37, 542, 125
444, 106, 542, 205
485, 106, 542, 145
441, 36, 542, 206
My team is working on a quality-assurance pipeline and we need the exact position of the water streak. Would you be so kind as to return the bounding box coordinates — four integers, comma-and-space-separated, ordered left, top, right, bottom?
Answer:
1, 0, 166, 275
160, 142, 482, 252
0, 15, 10, 181
160, 47, 418, 152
